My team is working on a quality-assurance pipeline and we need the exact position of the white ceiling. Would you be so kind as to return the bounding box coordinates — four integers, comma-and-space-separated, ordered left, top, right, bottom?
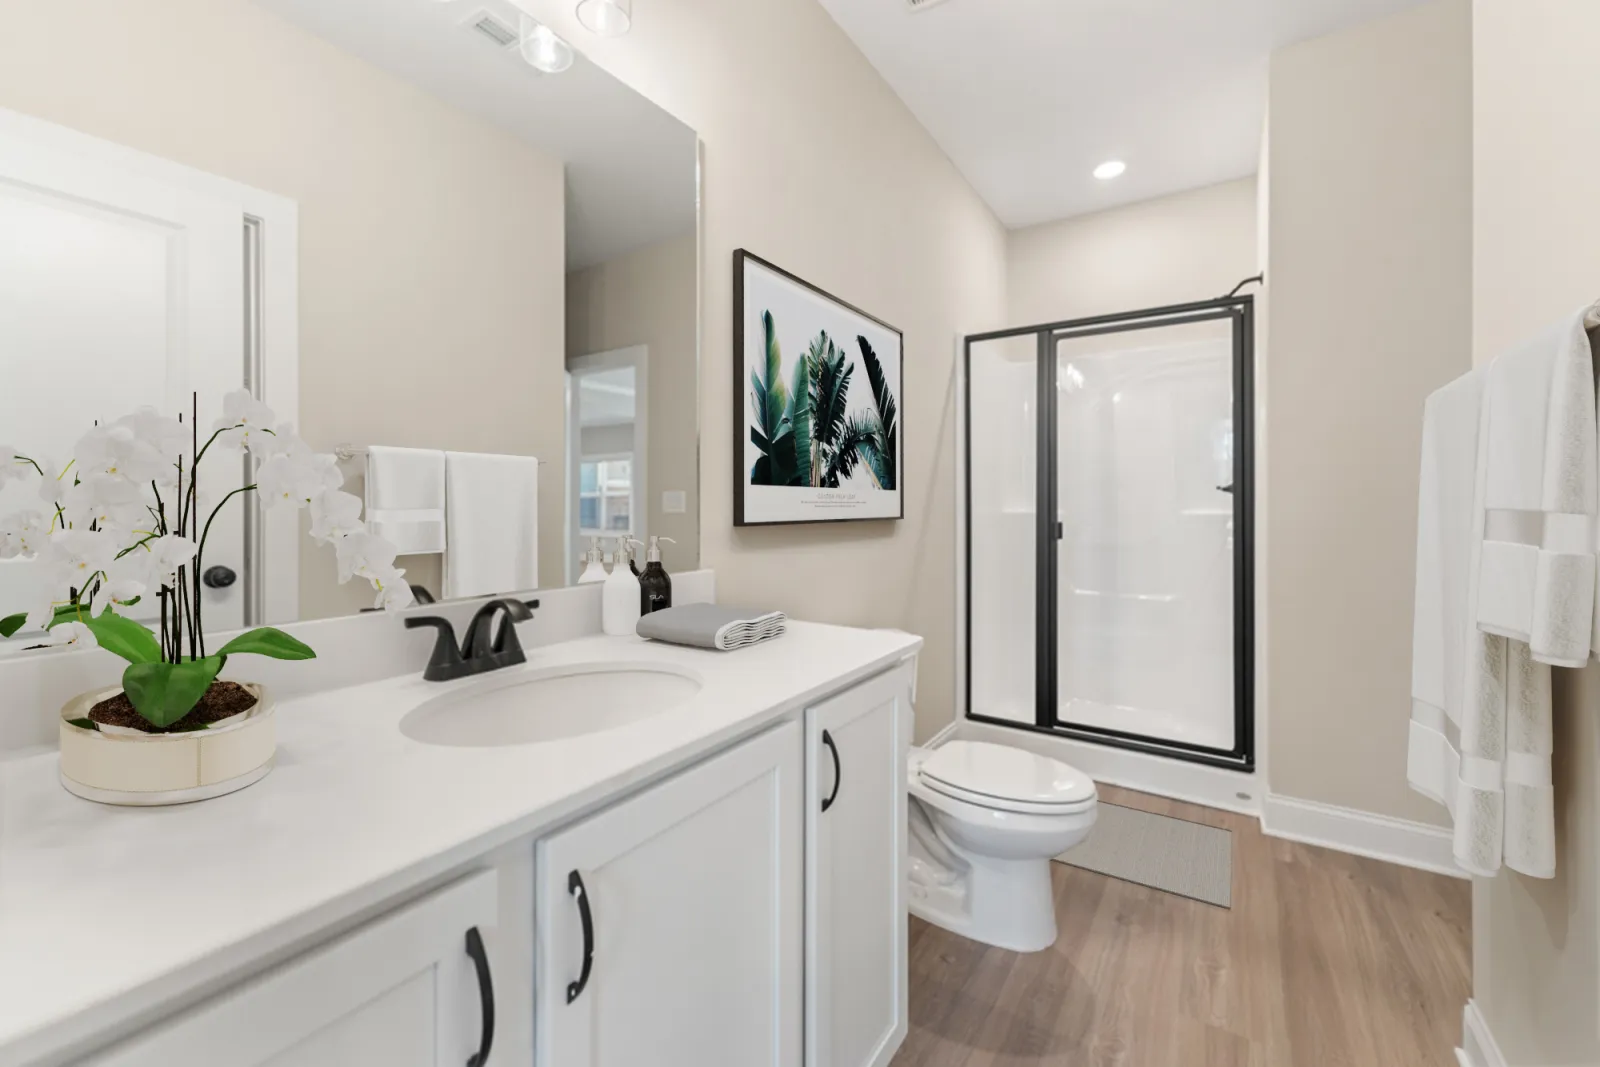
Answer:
250, 0, 696, 270
817, 0, 1427, 228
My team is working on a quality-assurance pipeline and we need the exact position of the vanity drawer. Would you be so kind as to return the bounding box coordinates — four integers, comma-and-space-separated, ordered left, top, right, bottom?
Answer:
82, 870, 498, 1067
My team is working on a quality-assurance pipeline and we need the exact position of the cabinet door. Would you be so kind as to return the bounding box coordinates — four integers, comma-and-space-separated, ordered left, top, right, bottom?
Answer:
537, 721, 803, 1067
84, 870, 498, 1067
806, 665, 912, 1067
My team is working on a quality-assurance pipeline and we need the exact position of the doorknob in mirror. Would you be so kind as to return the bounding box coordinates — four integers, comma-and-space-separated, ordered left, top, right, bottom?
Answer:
202, 565, 237, 589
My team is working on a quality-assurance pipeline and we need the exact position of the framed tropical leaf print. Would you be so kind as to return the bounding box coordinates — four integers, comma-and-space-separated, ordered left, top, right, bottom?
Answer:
734, 250, 904, 525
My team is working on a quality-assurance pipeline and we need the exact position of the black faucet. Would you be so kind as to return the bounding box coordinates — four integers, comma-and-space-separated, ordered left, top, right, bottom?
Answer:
405, 598, 541, 682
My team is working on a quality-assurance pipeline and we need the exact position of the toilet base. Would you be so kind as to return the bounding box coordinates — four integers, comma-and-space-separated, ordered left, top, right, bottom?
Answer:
908, 823, 1060, 953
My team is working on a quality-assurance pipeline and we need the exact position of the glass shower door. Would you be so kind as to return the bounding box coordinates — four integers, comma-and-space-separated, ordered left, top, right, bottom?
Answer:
1054, 314, 1243, 756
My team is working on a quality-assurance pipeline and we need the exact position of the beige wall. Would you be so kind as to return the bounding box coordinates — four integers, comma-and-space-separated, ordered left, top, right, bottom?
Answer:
524, 0, 1009, 741
0, 0, 569, 617
567, 233, 699, 577
1471, 1, 1600, 1060
1265, 0, 1473, 824
1006, 178, 1259, 325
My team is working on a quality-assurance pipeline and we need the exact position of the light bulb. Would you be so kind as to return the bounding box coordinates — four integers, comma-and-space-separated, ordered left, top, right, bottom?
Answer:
519, 15, 575, 73
576, 0, 632, 36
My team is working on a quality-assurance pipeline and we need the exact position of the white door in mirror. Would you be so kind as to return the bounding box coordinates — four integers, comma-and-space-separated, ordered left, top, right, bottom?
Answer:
0, 115, 255, 632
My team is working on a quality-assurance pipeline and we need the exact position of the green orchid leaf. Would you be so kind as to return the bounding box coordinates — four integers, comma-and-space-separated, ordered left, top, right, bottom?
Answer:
0, 613, 23, 638
65, 717, 99, 732
216, 626, 316, 661
121, 655, 223, 729
81, 611, 163, 664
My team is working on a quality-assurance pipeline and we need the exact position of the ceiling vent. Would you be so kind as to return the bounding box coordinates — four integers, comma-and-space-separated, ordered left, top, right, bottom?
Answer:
460, 8, 518, 49
906, 0, 954, 11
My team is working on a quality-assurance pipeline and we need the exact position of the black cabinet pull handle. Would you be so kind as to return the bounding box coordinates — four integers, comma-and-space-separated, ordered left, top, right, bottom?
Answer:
464, 926, 495, 1067
821, 729, 842, 813
567, 870, 595, 1004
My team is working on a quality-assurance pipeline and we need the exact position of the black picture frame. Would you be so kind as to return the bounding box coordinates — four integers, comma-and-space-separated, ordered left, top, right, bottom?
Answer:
733, 249, 906, 527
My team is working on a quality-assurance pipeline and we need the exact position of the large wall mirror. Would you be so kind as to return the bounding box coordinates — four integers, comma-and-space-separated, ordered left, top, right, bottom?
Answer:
0, 0, 700, 649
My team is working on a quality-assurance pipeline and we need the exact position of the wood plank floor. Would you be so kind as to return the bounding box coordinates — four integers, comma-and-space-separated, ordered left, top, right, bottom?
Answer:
891, 785, 1471, 1067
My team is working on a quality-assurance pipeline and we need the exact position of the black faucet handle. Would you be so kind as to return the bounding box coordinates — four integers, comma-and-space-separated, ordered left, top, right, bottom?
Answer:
406, 616, 463, 681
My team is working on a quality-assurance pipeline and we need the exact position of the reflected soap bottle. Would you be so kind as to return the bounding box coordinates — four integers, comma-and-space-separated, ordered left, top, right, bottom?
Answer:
638, 536, 676, 616
577, 537, 609, 584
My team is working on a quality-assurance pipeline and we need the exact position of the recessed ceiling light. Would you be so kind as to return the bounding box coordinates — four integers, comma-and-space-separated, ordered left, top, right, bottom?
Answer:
1093, 160, 1126, 181
576, 0, 632, 36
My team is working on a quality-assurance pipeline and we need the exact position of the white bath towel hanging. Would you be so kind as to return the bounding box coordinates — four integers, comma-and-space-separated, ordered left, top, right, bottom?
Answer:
443, 452, 539, 600
1476, 307, 1598, 668
365, 446, 447, 555
1409, 308, 1600, 879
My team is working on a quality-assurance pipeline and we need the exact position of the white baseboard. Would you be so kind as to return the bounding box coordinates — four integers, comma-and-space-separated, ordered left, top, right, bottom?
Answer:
1458, 1001, 1506, 1067
1260, 793, 1466, 879
949, 718, 1263, 816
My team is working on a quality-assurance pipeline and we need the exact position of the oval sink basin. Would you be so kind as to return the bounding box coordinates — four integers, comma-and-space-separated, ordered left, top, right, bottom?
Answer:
399, 661, 703, 747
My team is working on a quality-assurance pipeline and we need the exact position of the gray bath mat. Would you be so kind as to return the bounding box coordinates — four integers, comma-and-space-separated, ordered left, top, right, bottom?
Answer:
1054, 802, 1233, 908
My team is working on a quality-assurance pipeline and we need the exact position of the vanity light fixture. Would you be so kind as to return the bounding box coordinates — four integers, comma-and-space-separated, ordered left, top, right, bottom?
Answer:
1093, 159, 1127, 180
576, 0, 632, 36
519, 14, 575, 73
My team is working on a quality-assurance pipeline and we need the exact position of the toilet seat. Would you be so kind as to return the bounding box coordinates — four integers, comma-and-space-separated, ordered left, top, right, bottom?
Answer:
917, 740, 1096, 815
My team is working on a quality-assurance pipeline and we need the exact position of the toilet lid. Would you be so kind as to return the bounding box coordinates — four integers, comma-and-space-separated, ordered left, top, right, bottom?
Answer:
918, 741, 1096, 808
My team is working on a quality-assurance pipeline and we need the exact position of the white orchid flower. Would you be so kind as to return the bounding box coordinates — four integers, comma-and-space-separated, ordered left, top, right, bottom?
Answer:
115, 408, 187, 471
247, 421, 300, 460
44, 529, 120, 591
142, 534, 199, 590
35, 461, 70, 516
85, 576, 145, 618
62, 475, 147, 535
334, 531, 399, 584
25, 595, 60, 633
257, 445, 342, 508
41, 621, 97, 648
0, 445, 34, 488
211, 390, 278, 452
74, 423, 168, 486
0, 510, 47, 559
371, 567, 415, 612
308, 489, 365, 544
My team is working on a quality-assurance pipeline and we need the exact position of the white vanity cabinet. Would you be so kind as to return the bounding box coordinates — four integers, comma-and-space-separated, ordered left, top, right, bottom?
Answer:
81, 870, 499, 1067
534, 719, 804, 1067
805, 665, 912, 1067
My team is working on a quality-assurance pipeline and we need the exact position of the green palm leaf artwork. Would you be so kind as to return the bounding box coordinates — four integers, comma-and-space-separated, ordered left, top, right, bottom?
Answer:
748, 309, 899, 495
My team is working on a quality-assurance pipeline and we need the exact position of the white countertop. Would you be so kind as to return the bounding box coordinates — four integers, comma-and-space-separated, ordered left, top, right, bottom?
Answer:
0, 621, 921, 1066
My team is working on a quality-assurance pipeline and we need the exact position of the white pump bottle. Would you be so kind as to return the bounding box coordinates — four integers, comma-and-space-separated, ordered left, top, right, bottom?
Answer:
601, 536, 644, 635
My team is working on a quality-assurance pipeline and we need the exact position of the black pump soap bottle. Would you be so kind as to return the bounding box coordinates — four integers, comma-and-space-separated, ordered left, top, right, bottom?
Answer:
638, 535, 676, 615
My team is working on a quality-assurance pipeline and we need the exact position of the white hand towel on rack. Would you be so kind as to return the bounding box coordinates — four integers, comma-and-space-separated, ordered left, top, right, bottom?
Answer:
1409, 368, 1485, 820
444, 452, 539, 600
1476, 307, 1598, 668
365, 446, 447, 555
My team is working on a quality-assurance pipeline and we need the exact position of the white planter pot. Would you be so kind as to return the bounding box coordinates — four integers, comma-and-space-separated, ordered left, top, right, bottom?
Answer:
58, 683, 276, 806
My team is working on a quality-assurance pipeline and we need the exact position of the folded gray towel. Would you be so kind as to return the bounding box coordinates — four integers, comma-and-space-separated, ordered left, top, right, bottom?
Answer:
635, 603, 787, 650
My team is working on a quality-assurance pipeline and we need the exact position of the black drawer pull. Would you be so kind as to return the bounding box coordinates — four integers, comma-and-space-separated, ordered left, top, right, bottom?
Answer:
567, 870, 595, 1004
821, 730, 842, 812
465, 926, 495, 1067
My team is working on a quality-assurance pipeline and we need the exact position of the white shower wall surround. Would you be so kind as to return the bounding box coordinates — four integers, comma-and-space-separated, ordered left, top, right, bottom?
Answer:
969, 330, 1236, 753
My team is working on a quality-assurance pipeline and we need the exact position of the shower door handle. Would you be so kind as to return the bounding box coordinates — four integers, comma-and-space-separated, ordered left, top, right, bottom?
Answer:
1216, 483, 1234, 494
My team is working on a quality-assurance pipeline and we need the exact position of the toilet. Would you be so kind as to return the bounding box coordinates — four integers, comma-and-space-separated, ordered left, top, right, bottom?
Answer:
907, 740, 1097, 953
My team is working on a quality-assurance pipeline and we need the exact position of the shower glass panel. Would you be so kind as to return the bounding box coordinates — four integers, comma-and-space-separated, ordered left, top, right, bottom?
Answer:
1054, 319, 1236, 751
963, 295, 1254, 771
967, 335, 1039, 725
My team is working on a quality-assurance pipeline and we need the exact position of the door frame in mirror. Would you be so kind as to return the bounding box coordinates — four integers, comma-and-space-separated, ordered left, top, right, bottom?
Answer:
565, 345, 649, 583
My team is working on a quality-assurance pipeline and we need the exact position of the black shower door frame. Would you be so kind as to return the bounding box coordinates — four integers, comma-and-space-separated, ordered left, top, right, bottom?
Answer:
963, 295, 1256, 772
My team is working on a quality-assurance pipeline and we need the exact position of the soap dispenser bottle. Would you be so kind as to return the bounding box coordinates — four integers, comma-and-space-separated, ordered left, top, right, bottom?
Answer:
638, 535, 677, 616
577, 537, 608, 584
602, 537, 644, 635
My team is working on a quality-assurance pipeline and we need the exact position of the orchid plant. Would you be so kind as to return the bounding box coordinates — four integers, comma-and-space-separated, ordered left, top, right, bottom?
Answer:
0, 391, 414, 730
